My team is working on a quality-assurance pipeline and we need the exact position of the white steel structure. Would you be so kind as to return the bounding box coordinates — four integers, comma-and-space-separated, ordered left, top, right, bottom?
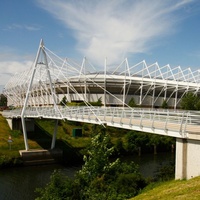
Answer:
4, 41, 200, 110
3, 39, 200, 148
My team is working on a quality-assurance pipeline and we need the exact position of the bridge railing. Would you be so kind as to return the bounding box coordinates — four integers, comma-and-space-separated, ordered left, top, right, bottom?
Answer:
2, 106, 197, 125
3, 106, 200, 138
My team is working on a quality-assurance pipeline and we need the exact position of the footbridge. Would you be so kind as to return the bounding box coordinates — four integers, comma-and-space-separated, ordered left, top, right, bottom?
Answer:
3, 40, 200, 180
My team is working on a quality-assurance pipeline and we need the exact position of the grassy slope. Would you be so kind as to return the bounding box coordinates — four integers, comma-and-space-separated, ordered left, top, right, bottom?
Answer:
0, 114, 41, 157
35, 119, 127, 149
131, 176, 200, 200
35, 119, 91, 149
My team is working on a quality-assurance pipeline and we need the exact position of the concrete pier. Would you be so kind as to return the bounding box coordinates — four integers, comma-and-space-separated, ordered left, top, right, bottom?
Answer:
175, 138, 200, 180
19, 149, 63, 165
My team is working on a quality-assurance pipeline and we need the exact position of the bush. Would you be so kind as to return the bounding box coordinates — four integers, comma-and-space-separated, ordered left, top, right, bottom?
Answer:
128, 97, 137, 107
154, 162, 175, 181
114, 138, 126, 155
82, 123, 90, 131
35, 170, 74, 200
161, 100, 168, 109
115, 173, 146, 198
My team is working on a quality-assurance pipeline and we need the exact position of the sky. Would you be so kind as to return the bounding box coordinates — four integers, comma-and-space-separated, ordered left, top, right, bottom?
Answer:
1, 0, 200, 92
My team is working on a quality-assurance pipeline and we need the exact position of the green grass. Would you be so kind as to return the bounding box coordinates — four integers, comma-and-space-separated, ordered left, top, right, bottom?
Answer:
35, 119, 128, 149
0, 114, 42, 158
130, 176, 200, 200
35, 119, 91, 149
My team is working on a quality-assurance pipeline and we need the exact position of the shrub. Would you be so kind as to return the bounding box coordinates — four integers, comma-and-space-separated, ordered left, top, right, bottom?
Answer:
154, 161, 175, 181
128, 97, 137, 107
114, 138, 125, 155
35, 170, 74, 200
115, 173, 146, 198
161, 100, 168, 109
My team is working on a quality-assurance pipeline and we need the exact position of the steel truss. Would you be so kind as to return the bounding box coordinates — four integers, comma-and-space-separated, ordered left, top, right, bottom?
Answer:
4, 41, 200, 110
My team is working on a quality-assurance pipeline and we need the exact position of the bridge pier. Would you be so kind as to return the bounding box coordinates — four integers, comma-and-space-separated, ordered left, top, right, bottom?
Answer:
175, 138, 200, 180
51, 119, 58, 149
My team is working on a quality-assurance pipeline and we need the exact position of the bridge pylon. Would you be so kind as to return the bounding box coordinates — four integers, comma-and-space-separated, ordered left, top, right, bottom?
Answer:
21, 39, 61, 150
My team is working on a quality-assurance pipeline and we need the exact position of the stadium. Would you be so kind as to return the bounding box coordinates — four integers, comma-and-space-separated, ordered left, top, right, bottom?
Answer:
4, 43, 200, 109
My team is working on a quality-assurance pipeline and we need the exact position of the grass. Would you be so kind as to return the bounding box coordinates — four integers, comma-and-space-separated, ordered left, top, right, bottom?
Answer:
35, 119, 92, 149
130, 176, 200, 200
0, 114, 42, 158
35, 119, 128, 149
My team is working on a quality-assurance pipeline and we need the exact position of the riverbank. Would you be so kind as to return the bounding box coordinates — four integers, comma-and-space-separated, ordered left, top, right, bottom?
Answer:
0, 114, 46, 168
0, 114, 83, 167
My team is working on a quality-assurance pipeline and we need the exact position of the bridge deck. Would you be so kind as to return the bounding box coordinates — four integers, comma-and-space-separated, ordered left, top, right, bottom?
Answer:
3, 107, 200, 140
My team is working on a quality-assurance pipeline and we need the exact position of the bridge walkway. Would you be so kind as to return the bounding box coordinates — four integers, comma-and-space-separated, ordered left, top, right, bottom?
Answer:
3, 106, 200, 140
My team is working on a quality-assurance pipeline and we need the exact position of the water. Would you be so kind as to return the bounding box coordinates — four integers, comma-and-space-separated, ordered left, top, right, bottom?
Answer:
130, 152, 175, 178
0, 152, 174, 200
0, 164, 80, 200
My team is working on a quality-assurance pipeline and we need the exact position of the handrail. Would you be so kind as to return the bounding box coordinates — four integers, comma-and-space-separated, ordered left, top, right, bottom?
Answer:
3, 107, 200, 139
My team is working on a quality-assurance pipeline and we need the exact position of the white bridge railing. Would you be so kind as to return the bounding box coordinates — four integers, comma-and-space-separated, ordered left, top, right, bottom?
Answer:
3, 107, 200, 139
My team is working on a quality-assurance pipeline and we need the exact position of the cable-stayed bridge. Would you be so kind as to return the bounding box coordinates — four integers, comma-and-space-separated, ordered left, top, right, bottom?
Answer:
3, 40, 200, 180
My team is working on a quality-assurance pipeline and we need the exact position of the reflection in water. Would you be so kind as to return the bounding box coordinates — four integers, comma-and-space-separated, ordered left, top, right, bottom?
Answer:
131, 152, 175, 178
0, 152, 174, 200
0, 164, 80, 200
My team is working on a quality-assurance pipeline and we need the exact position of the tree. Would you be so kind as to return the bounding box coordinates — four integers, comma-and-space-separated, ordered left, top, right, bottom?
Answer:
128, 97, 137, 107
180, 92, 200, 110
148, 135, 161, 155
60, 96, 67, 106
77, 126, 119, 184
161, 99, 168, 109
125, 131, 149, 155
114, 138, 126, 155
0, 94, 7, 106
75, 126, 146, 199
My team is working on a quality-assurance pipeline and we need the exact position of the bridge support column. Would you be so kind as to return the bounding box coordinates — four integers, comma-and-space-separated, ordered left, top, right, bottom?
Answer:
175, 138, 200, 180
51, 119, 58, 149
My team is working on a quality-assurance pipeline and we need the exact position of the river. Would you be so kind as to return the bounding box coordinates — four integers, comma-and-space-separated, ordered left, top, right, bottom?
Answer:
0, 152, 175, 200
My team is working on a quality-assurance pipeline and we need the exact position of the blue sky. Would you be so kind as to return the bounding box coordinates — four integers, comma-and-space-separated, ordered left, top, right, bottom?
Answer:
1, 0, 200, 91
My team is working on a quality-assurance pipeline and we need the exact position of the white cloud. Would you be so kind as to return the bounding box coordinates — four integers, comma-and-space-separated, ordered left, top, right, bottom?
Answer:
0, 47, 34, 87
3, 23, 41, 31
0, 44, 35, 88
37, 0, 195, 66
0, 60, 33, 86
